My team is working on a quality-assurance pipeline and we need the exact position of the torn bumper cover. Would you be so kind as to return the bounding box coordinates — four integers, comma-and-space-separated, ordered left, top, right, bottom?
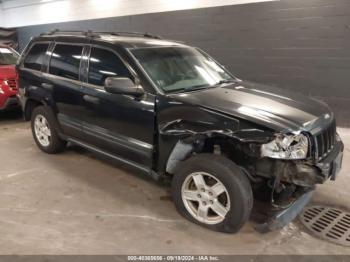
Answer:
255, 189, 314, 233
316, 138, 344, 181
257, 138, 344, 187
255, 139, 343, 233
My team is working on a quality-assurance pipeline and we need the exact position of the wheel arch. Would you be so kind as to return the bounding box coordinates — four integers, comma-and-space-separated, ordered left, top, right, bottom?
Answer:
165, 128, 273, 175
24, 98, 46, 121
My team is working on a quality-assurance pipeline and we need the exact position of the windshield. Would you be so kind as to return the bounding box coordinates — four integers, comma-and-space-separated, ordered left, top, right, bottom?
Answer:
0, 47, 19, 65
130, 47, 235, 93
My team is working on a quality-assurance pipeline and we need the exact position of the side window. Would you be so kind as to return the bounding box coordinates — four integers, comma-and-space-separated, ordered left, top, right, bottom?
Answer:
49, 44, 83, 81
88, 47, 132, 86
23, 43, 49, 71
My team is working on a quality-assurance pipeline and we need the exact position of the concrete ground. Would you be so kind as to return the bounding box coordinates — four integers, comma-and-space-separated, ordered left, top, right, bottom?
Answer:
0, 111, 349, 255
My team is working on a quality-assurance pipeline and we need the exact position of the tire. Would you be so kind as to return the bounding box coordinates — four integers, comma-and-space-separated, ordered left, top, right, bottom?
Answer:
31, 106, 66, 154
171, 153, 253, 233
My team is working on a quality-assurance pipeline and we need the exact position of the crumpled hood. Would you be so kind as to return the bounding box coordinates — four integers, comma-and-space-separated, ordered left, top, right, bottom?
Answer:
170, 81, 333, 132
0, 65, 17, 79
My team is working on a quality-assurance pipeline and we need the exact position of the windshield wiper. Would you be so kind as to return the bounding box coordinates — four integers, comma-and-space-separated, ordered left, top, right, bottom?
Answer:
169, 79, 238, 94
184, 84, 212, 91
166, 85, 211, 94
185, 80, 236, 91
214, 79, 237, 85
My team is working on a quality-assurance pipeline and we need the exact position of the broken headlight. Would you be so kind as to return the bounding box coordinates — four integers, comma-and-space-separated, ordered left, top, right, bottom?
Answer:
261, 133, 309, 160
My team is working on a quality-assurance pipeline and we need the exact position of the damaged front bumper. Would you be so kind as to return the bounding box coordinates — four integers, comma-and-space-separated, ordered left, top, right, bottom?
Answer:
254, 138, 344, 232
294, 137, 344, 185
316, 138, 344, 181
256, 137, 344, 188
255, 189, 314, 233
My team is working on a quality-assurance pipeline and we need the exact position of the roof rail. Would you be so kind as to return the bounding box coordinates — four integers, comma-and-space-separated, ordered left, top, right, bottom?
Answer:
40, 29, 99, 38
96, 31, 162, 39
40, 30, 162, 40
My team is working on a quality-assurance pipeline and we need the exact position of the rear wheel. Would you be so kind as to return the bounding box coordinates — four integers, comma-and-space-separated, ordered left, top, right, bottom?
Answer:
31, 106, 66, 154
171, 154, 253, 233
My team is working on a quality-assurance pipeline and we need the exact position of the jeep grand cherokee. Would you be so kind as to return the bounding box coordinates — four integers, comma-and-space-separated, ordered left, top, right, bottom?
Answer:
18, 30, 344, 233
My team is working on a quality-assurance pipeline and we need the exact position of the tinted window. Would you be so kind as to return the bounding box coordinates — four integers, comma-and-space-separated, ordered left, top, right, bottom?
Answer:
88, 47, 131, 86
49, 44, 83, 80
23, 43, 49, 71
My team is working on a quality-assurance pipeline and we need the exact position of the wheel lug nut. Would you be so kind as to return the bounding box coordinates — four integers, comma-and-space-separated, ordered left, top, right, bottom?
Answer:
202, 201, 207, 206
201, 188, 205, 192
209, 192, 213, 196
197, 194, 201, 198
209, 200, 214, 205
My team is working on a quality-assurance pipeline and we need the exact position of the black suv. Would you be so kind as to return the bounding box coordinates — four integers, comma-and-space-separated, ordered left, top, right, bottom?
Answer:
18, 30, 343, 233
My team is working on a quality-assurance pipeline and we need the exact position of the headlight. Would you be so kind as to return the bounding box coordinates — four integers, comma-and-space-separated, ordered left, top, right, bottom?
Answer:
261, 133, 309, 159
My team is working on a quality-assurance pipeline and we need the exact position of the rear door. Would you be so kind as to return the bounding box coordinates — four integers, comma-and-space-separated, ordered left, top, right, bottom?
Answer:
80, 46, 156, 170
45, 43, 86, 138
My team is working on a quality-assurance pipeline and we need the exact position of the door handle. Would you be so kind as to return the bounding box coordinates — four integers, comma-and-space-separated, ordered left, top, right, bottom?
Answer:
41, 83, 53, 90
83, 95, 100, 104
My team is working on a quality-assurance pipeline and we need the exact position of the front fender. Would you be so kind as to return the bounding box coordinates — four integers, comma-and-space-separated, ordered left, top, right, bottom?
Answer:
162, 122, 273, 174
155, 94, 274, 174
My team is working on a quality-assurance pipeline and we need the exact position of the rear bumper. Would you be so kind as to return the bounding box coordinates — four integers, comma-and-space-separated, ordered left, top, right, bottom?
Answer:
18, 87, 26, 111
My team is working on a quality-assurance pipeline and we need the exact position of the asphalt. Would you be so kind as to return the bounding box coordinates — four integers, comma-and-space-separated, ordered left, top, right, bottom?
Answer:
0, 111, 349, 255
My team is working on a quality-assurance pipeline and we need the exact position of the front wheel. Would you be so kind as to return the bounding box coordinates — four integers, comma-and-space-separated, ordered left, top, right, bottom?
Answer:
171, 154, 253, 233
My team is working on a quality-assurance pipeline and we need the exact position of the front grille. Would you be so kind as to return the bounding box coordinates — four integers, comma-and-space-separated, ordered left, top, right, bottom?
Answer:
313, 121, 336, 161
6, 79, 17, 90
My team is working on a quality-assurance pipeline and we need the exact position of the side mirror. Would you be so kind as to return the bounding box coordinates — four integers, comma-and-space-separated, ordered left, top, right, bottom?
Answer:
104, 77, 144, 97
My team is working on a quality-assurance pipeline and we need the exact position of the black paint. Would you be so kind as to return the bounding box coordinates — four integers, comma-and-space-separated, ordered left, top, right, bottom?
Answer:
16, 0, 350, 126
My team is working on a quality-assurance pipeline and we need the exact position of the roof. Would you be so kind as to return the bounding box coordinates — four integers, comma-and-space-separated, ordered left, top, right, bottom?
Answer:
36, 30, 188, 49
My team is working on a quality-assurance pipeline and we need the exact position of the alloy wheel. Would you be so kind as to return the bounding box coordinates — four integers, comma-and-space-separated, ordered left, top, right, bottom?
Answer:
181, 172, 231, 225
34, 114, 52, 147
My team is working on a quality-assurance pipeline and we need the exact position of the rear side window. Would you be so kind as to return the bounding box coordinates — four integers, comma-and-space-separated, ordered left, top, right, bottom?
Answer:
88, 47, 131, 86
23, 43, 49, 71
49, 44, 83, 81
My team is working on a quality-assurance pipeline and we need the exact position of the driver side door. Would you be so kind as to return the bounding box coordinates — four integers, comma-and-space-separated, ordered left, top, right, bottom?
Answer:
80, 46, 156, 171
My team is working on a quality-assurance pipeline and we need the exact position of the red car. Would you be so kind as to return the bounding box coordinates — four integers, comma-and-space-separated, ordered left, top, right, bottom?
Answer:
0, 45, 20, 111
